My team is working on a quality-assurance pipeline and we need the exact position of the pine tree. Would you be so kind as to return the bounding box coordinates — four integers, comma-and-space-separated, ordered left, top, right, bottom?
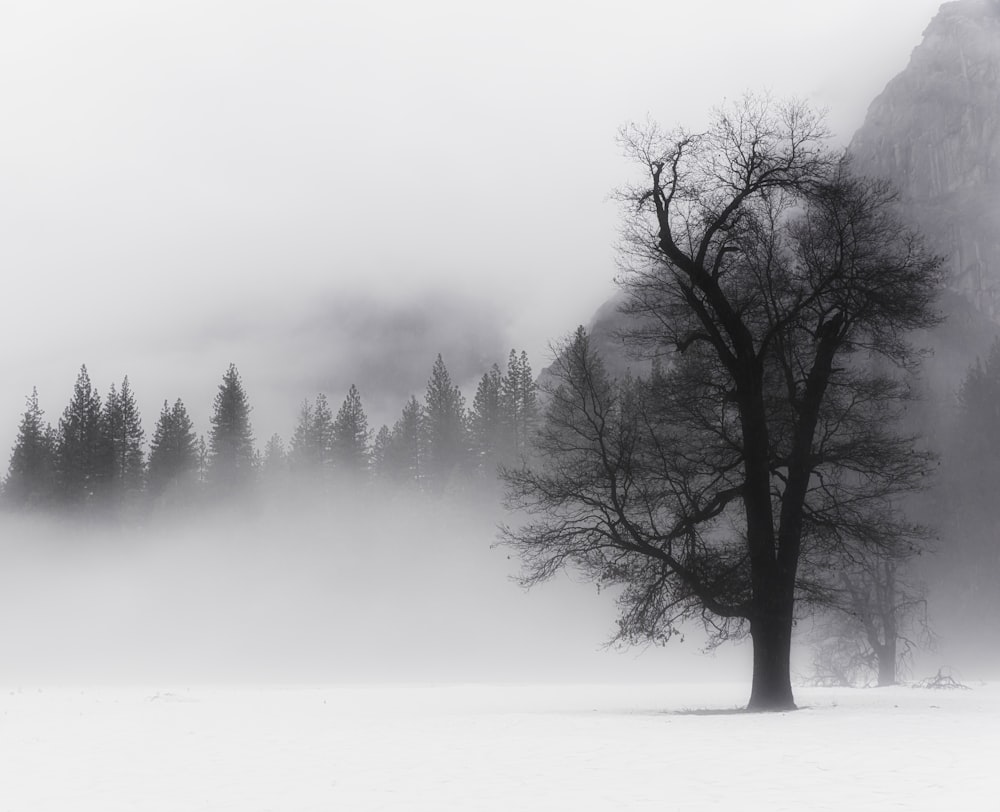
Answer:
289, 394, 335, 478
147, 399, 199, 499
331, 384, 370, 478
390, 396, 424, 486
312, 393, 335, 473
207, 364, 255, 491
101, 376, 145, 504
370, 424, 393, 482
261, 434, 288, 481
501, 349, 538, 462
957, 337, 1000, 457
469, 364, 504, 475
943, 338, 1000, 619
515, 350, 538, 454
55, 365, 106, 505
422, 355, 468, 492
196, 435, 209, 485
4, 388, 55, 508
289, 400, 316, 472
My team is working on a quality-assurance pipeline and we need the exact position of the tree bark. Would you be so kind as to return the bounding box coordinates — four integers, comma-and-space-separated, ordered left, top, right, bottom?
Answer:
748, 608, 797, 711
877, 646, 897, 687
876, 562, 899, 686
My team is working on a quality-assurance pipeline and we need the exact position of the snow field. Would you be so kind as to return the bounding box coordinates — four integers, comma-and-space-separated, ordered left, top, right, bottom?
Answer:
0, 682, 995, 812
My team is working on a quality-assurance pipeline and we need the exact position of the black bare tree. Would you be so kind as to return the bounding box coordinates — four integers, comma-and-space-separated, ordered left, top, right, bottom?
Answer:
502, 97, 941, 710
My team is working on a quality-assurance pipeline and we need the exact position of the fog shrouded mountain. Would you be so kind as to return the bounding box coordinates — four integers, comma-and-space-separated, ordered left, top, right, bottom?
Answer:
851, 0, 1000, 322
849, 0, 1000, 408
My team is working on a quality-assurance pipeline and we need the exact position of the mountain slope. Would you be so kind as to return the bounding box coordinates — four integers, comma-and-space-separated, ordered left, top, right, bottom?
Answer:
851, 0, 1000, 322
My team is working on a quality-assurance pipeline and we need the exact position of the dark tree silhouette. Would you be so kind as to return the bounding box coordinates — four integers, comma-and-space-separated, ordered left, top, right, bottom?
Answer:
380, 396, 424, 487
289, 399, 317, 473
331, 384, 370, 479
207, 364, 255, 492
934, 338, 1000, 637
4, 388, 55, 508
370, 424, 394, 483
311, 393, 335, 476
501, 349, 538, 463
262, 434, 288, 477
147, 398, 199, 501
502, 97, 941, 711
422, 355, 468, 493
289, 394, 335, 480
470, 364, 504, 475
54, 365, 106, 506
101, 377, 145, 506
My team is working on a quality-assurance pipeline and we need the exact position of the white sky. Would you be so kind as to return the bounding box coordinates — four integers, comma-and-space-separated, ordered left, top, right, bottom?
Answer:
0, 0, 944, 446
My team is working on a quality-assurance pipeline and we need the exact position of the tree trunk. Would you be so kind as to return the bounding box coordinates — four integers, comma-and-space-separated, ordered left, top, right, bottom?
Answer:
748, 612, 797, 711
876, 635, 897, 686
876, 561, 898, 687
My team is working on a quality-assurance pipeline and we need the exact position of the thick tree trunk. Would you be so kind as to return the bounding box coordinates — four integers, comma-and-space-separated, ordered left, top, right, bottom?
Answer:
747, 612, 797, 711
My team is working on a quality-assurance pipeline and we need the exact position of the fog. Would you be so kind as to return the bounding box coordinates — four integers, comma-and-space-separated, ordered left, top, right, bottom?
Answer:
4, 484, 991, 685
49, 287, 514, 443
0, 491, 758, 684
0, 0, 942, 453
0, 1, 975, 686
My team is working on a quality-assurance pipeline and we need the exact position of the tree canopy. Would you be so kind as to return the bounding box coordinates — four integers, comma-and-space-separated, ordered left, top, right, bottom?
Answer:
502, 96, 942, 710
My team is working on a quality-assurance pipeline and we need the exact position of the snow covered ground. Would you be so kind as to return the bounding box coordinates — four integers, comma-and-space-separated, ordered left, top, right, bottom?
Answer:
0, 681, 994, 811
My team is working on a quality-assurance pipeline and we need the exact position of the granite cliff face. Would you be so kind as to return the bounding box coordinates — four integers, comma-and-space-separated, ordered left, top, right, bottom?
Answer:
851, 0, 1000, 322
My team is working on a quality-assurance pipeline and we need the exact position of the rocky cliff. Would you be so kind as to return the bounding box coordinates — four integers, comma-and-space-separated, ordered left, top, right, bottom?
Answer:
851, 0, 1000, 322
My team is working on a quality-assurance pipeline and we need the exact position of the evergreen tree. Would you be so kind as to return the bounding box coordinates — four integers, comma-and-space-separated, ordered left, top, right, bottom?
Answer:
261, 434, 288, 481
147, 399, 199, 499
196, 435, 209, 485
207, 364, 255, 491
55, 365, 106, 505
370, 424, 393, 482
950, 338, 1000, 528
940, 338, 1000, 625
101, 376, 145, 503
312, 393, 335, 473
4, 388, 55, 508
331, 384, 370, 478
390, 396, 424, 486
289, 400, 316, 472
469, 364, 504, 474
289, 394, 335, 477
957, 337, 1000, 459
422, 355, 468, 492
516, 350, 538, 449
501, 349, 538, 461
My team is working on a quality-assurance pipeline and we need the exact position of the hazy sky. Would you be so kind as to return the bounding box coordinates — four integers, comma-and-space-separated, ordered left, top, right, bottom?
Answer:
0, 0, 944, 447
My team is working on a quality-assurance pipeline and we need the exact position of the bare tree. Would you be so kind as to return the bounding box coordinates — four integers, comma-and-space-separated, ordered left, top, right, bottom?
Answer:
810, 552, 932, 687
501, 97, 941, 710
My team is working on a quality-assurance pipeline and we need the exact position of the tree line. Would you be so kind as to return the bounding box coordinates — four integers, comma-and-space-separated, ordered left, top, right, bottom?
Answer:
3, 351, 538, 514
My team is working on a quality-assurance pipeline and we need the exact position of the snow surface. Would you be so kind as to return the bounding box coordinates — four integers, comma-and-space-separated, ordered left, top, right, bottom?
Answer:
0, 682, 995, 811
